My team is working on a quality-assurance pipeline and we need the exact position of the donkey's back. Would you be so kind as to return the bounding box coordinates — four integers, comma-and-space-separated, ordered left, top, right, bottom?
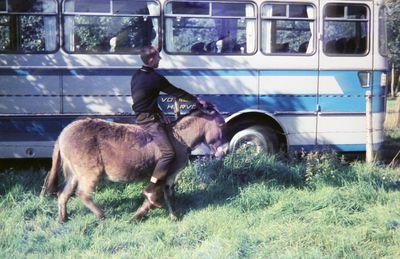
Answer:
59, 118, 158, 181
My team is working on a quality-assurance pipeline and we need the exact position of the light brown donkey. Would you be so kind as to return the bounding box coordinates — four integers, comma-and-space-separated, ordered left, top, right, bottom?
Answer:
43, 106, 227, 223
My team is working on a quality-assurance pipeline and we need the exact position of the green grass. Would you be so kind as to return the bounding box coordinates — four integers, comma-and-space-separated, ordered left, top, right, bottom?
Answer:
385, 98, 400, 139
380, 98, 400, 163
1, 149, 400, 258
0, 99, 399, 257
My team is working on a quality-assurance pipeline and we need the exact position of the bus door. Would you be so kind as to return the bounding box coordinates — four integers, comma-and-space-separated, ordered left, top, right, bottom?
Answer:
317, 0, 373, 151
259, 1, 319, 151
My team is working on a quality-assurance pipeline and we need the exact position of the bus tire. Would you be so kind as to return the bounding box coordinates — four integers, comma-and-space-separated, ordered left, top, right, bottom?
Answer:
229, 125, 279, 154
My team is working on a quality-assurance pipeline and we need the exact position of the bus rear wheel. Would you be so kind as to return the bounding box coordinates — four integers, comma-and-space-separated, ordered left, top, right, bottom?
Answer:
229, 125, 279, 154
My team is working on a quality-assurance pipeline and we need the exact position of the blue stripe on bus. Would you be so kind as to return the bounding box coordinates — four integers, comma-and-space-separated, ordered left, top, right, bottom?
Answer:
0, 68, 256, 76
0, 117, 136, 142
0, 93, 384, 114
259, 70, 318, 76
16, 70, 30, 76
259, 95, 317, 112
318, 70, 386, 113
0, 69, 61, 76
160, 70, 257, 76
372, 71, 386, 112
0, 118, 62, 141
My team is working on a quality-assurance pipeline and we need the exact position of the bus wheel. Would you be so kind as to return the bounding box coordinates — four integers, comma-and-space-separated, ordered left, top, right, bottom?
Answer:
229, 125, 279, 154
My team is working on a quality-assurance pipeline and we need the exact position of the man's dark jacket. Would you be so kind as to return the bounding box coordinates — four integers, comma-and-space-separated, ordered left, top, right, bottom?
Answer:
131, 66, 197, 123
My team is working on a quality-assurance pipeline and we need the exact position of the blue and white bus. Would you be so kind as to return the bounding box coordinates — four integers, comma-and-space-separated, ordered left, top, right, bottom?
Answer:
0, 0, 389, 158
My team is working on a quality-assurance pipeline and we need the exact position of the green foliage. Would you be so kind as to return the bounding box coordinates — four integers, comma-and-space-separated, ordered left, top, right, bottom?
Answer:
19, 15, 46, 52
0, 16, 10, 51
387, 0, 400, 65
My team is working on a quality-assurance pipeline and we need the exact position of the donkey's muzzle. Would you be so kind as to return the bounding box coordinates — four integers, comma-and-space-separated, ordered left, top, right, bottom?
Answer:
214, 143, 229, 158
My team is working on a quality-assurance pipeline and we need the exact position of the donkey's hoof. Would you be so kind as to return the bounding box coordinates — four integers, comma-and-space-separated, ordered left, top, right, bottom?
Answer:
170, 214, 178, 221
132, 213, 145, 221
58, 217, 68, 224
97, 214, 106, 220
129, 217, 140, 224
130, 214, 147, 223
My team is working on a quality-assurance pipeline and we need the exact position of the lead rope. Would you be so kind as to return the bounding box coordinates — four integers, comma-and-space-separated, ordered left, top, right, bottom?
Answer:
171, 99, 190, 149
174, 98, 181, 120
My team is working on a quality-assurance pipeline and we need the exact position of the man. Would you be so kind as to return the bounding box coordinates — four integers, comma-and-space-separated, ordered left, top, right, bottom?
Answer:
131, 46, 206, 208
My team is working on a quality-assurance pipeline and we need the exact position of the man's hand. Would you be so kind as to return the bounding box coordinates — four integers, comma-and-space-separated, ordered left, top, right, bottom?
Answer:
161, 113, 171, 124
197, 98, 209, 108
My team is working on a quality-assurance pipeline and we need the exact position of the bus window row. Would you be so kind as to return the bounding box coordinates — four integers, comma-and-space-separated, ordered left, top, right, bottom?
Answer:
0, 0, 372, 56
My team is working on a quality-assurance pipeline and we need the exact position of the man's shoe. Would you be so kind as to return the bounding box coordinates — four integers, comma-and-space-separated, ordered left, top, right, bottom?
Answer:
142, 190, 163, 208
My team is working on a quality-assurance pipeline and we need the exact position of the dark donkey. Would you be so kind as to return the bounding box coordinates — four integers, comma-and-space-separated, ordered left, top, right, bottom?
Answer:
43, 106, 228, 223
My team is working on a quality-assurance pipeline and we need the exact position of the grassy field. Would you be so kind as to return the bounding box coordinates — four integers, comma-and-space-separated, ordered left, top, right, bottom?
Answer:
0, 101, 400, 258
380, 98, 400, 164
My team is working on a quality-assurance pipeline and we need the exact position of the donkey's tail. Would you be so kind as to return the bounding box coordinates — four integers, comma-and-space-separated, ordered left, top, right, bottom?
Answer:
41, 140, 62, 197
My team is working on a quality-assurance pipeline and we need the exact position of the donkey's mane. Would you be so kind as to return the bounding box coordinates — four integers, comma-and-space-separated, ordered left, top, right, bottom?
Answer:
170, 108, 204, 130
172, 108, 201, 123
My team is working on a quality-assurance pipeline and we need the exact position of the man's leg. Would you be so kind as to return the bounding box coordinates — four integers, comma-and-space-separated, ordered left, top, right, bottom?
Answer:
142, 122, 175, 208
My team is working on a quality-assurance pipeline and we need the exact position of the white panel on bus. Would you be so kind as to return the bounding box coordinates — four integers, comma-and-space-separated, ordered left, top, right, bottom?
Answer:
259, 74, 318, 94
63, 75, 131, 95
0, 75, 60, 95
317, 113, 385, 145
63, 96, 132, 114
276, 116, 317, 145
166, 75, 258, 95
0, 97, 60, 114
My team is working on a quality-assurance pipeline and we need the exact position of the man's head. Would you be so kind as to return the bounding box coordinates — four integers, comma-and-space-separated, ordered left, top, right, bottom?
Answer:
140, 46, 161, 68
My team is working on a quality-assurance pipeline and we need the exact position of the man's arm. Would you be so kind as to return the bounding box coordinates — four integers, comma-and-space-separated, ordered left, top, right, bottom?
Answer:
159, 76, 198, 103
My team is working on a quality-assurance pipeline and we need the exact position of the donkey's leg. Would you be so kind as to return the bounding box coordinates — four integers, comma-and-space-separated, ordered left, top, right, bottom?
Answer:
164, 183, 178, 221
75, 175, 105, 219
131, 199, 152, 222
57, 176, 78, 223
165, 173, 180, 220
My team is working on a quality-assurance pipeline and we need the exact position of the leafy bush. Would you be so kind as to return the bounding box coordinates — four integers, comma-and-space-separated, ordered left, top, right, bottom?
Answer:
176, 148, 400, 195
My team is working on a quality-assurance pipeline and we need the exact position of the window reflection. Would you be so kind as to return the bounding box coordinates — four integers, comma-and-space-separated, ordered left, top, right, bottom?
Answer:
0, 0, 57, 53
378, 6, 389, 57
323, 4, 369, 55
0, 0, 6, 11
65, 0, 109, 13
272, 4, 286, 17
63, 0, 160, 54
261, 4, 315, 54
165, 1, 256, 55
170, 2, 209, 15
9, 0, 56, 13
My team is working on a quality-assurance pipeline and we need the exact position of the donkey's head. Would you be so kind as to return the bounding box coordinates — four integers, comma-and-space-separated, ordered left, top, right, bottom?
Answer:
198, 103, 229, 158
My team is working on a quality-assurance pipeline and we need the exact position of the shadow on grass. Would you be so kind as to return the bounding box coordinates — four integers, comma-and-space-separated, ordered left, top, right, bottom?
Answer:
2, 149, 400, 222
0, 159, 50, 196
172, 153, 303, 217
0, 159, 151, 219
378, 135, 400, 166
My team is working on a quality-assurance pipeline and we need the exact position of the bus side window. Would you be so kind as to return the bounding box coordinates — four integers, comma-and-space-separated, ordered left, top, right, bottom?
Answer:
378, 6, 389, 57
0, 0, 58, 53
323, 4, 369, 55
63, 0, 160, 54
261, 3, 315, 55
164, 1, 256, 55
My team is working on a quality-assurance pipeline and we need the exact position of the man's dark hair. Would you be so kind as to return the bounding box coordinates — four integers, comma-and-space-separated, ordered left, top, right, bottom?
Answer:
140, 46, 158, 65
